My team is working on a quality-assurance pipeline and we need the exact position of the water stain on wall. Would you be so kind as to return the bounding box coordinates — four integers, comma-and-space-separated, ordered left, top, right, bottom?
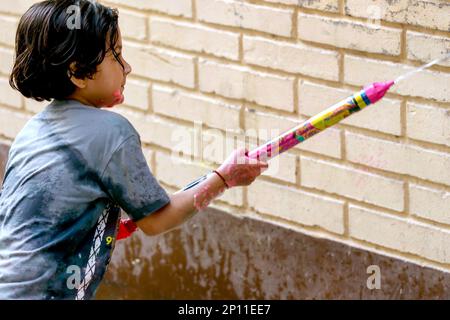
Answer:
97, 208, 450, 300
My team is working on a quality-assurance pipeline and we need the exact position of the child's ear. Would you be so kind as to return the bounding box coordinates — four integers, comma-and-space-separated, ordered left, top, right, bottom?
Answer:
67, 62, 87, 89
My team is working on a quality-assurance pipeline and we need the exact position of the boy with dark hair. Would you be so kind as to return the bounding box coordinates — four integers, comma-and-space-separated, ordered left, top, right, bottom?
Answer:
0, 0, 268, 300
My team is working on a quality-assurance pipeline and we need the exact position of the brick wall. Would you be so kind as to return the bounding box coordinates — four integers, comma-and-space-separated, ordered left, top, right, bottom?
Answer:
0, 0, 449, 272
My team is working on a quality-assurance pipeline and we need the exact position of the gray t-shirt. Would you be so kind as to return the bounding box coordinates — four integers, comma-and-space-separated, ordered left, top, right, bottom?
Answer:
0, 99, 170, 300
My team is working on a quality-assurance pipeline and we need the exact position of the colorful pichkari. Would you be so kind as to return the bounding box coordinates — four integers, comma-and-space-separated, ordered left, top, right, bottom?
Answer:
117, 52, 450, 240
247, 81, 394, 161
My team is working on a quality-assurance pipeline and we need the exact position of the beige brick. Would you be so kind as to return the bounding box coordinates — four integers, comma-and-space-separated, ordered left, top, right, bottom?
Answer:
298, 126, 342, 159
150, 17, 240, 61
346, 132, 450, 186
201, 128, 241, 164
155, 152, 244, 207
298, 13, 401, 55
0, 15, 18, 47
344, 55, 450, 103
118, 9, 148, 41
301, 156, 404, 211
243, 35, 339, 81
153, 85, 241, 131
122, 78, 150, 111
345, 0, 450, 32
141, 147, 153, 169
216, 186, 245, 207
410, 184, 450, 225
197, 0, 293, 37
263, 0, 339, 12
406, 31, 450, 67
406, 102, 450, 147
262, 153, 297, 183
155, 152, 210, 188
0, 47, 14, 76
123, 42, 195, 89
0, 107, 30, 138
0, 0, 38, 15
105, 0, 192, 18
248, 180, 345, 234
298, 80, 402, 136
244, 108, 298, 139
199, 59, 295, 112
24, 99, 47, 114
113, 108, 197, 155
349, 204, 450, 264
0, 78, 22, 109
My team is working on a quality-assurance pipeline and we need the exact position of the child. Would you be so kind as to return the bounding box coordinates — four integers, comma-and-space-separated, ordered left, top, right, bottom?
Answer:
0, 0, 268, 300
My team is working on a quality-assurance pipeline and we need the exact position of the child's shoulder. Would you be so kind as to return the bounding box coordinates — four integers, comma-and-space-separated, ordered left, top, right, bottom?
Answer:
46, 99, 139, 139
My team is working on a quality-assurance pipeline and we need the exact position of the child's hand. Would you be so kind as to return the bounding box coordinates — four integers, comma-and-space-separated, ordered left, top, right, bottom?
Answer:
216, 148, 269, 188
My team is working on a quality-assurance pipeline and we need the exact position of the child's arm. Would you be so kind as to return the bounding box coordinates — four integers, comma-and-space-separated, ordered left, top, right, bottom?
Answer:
135, 148, 268, 236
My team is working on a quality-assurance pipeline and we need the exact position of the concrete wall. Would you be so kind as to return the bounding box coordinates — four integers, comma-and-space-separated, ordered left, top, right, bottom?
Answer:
0, 0, 449, 276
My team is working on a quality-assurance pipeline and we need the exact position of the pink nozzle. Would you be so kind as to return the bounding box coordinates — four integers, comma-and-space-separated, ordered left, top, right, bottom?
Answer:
364, 80, 395, 104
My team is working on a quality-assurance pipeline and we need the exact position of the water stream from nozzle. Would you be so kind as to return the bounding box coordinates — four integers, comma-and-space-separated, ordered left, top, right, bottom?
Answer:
394, 52, 450, 84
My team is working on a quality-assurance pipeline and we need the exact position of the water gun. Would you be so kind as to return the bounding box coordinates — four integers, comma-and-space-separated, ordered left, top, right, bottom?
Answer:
117, 53, 450, 240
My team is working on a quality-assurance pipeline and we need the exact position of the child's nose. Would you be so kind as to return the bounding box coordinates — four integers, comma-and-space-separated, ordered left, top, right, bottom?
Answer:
124, 60, 132, 75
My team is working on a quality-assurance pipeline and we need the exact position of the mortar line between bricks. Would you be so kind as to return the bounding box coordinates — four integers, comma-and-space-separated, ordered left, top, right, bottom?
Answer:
340, 128, 346, 160
339, 0, 345, 15
147, 84, 154, 114
194, 57, 199, 90
400, 24, 407, 60
0, 103, 32, 115
400, 99, 407, 138
404, 180, 410, 217
238, 33, 244, 62
102, 1, 195, 21
343, 202, 349, 237
192, 0, 197, 22
145, 14, 151, 44
292, 6, 298, 39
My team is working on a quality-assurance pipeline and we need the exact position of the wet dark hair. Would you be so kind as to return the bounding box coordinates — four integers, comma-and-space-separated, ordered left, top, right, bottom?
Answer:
10, 0, 123, 101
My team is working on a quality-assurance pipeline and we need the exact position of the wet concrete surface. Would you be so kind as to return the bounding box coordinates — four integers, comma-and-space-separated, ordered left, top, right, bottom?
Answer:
1, 142, 449, 299
96, 208, 450, 300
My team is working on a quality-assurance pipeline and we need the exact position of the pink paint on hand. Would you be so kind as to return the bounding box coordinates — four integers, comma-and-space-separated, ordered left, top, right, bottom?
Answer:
364, 81, 395, 104
193, 183, 226, 211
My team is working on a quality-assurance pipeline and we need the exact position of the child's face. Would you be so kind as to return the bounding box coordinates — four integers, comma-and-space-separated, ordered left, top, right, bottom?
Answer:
71, 28, 132, 108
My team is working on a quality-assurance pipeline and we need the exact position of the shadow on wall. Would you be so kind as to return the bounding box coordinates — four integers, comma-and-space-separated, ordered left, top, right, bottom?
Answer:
0, 142, 448, 299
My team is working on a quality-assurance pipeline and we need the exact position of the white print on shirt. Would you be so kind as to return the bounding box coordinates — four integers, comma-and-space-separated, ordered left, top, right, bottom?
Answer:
75, 204, 111, 300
